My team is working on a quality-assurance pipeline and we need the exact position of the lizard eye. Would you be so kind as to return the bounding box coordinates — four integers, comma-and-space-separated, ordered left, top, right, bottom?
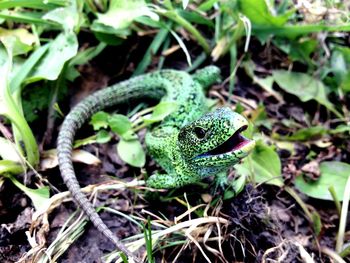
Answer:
194, 127, 206, 139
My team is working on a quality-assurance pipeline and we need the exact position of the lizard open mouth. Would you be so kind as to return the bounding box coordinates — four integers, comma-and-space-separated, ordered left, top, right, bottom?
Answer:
206, 125, 250, 155
196, 125, 253, 159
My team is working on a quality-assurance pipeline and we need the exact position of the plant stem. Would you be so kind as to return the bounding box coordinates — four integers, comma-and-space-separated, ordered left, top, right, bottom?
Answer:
321, 247, 347, 263
336, 175, 350, 253
159, 10, 211, 54
285, 186, 313, 222
329, 185, 341, 216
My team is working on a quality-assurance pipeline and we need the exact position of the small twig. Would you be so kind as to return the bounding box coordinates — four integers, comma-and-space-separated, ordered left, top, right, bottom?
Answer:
285, 186, 314, 223
321, 247, 346, 263
336, 175, 350, 253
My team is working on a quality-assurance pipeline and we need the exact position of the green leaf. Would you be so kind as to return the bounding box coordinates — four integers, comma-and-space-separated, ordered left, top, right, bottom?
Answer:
250, 23, 350, 41
74, 135, 97, 148
0, 137, 22, 162
26, 32, 78, 82
331, 124, 350, 134
7, 174, 50, 211
108, 114, 132, 136
117, 138, 145, 168
0, 27, 36, 56
272, 70, 343, 118
0, 160, 25, 175
224, 174, 247, 200
289, 39, 318, 64
331, 47, 350, 93
243, 60, 283, 102
68, 42, 106, 67
91, 21, 130, 42
295, 161, 350, 201
236, 140, 283, 186
0, 0, 66, 10
273, 126, 327, 142
177, 10, 214, 27
96, 130, 112, 144
250, 105, 273, 130
90, 111, 109, 130
10, 44, 49, 93
238, 0, 292, 26
143, 102, 178, 124
339, 73, 350, 92
43, 0, 82, 32
198, 0, 219, 11
95, 0, 158, 30
273, 38, 317, 64
0, 10, 58, 26
0, 42, 39, 166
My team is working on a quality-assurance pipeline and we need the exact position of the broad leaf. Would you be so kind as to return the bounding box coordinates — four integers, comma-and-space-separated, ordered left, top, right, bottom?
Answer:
43, 0, 82, 31
108, 114, 132, 136
7, 174, 50, 211
143, 102, 178, 124
235, 140, 283, 186
26, 32, 78, 82
0, 27, 35, 56
0, 137, 22, 162
295, 161, 350, 201
238, 0, 292, 26
331, 46, 350, 93
0, 42, 39, 165
272, 70, 342, 118
10, 44, 49, 93
117, 138, 146, 168
0, 160, 24, 175
95, 0, 158, 30
90, 111, 109, 130
96, 130, 112, 144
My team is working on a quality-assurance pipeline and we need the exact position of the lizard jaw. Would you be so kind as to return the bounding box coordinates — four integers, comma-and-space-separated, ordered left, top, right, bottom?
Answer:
195, 125, 254, 159
205, 125, 250, 155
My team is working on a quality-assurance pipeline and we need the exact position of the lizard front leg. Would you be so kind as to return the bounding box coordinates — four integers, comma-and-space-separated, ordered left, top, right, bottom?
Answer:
146, 173, 201, 189
214, 171, 229, 188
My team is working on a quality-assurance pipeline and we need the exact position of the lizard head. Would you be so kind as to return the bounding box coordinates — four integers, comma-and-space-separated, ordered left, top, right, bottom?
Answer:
178, 107, 255, 170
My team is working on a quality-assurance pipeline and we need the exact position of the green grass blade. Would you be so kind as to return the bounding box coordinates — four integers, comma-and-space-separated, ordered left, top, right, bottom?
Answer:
0, 0, 67, 10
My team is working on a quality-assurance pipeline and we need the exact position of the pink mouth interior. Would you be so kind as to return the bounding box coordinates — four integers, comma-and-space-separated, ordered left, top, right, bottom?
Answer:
200, 125, 250, 157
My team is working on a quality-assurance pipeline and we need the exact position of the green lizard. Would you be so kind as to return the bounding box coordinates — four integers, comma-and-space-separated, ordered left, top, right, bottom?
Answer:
57, 66, 255, 262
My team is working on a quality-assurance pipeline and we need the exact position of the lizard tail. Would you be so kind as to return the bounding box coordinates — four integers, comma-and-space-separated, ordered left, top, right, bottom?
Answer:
57, 100, 140, 262
57, 78, 164, 262
192, 66, 221, 90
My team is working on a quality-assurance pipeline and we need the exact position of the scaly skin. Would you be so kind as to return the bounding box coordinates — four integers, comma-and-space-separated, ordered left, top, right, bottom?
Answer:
57, 66, 255, 262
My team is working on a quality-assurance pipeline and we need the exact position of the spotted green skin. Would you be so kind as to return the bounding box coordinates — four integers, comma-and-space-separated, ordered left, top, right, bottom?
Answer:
57, 66, 254, 261
146, 107, 252, 188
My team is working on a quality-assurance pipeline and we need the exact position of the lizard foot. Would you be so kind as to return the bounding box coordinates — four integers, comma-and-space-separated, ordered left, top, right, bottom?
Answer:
212, 172, 229, 194
146, 173, 179, 189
